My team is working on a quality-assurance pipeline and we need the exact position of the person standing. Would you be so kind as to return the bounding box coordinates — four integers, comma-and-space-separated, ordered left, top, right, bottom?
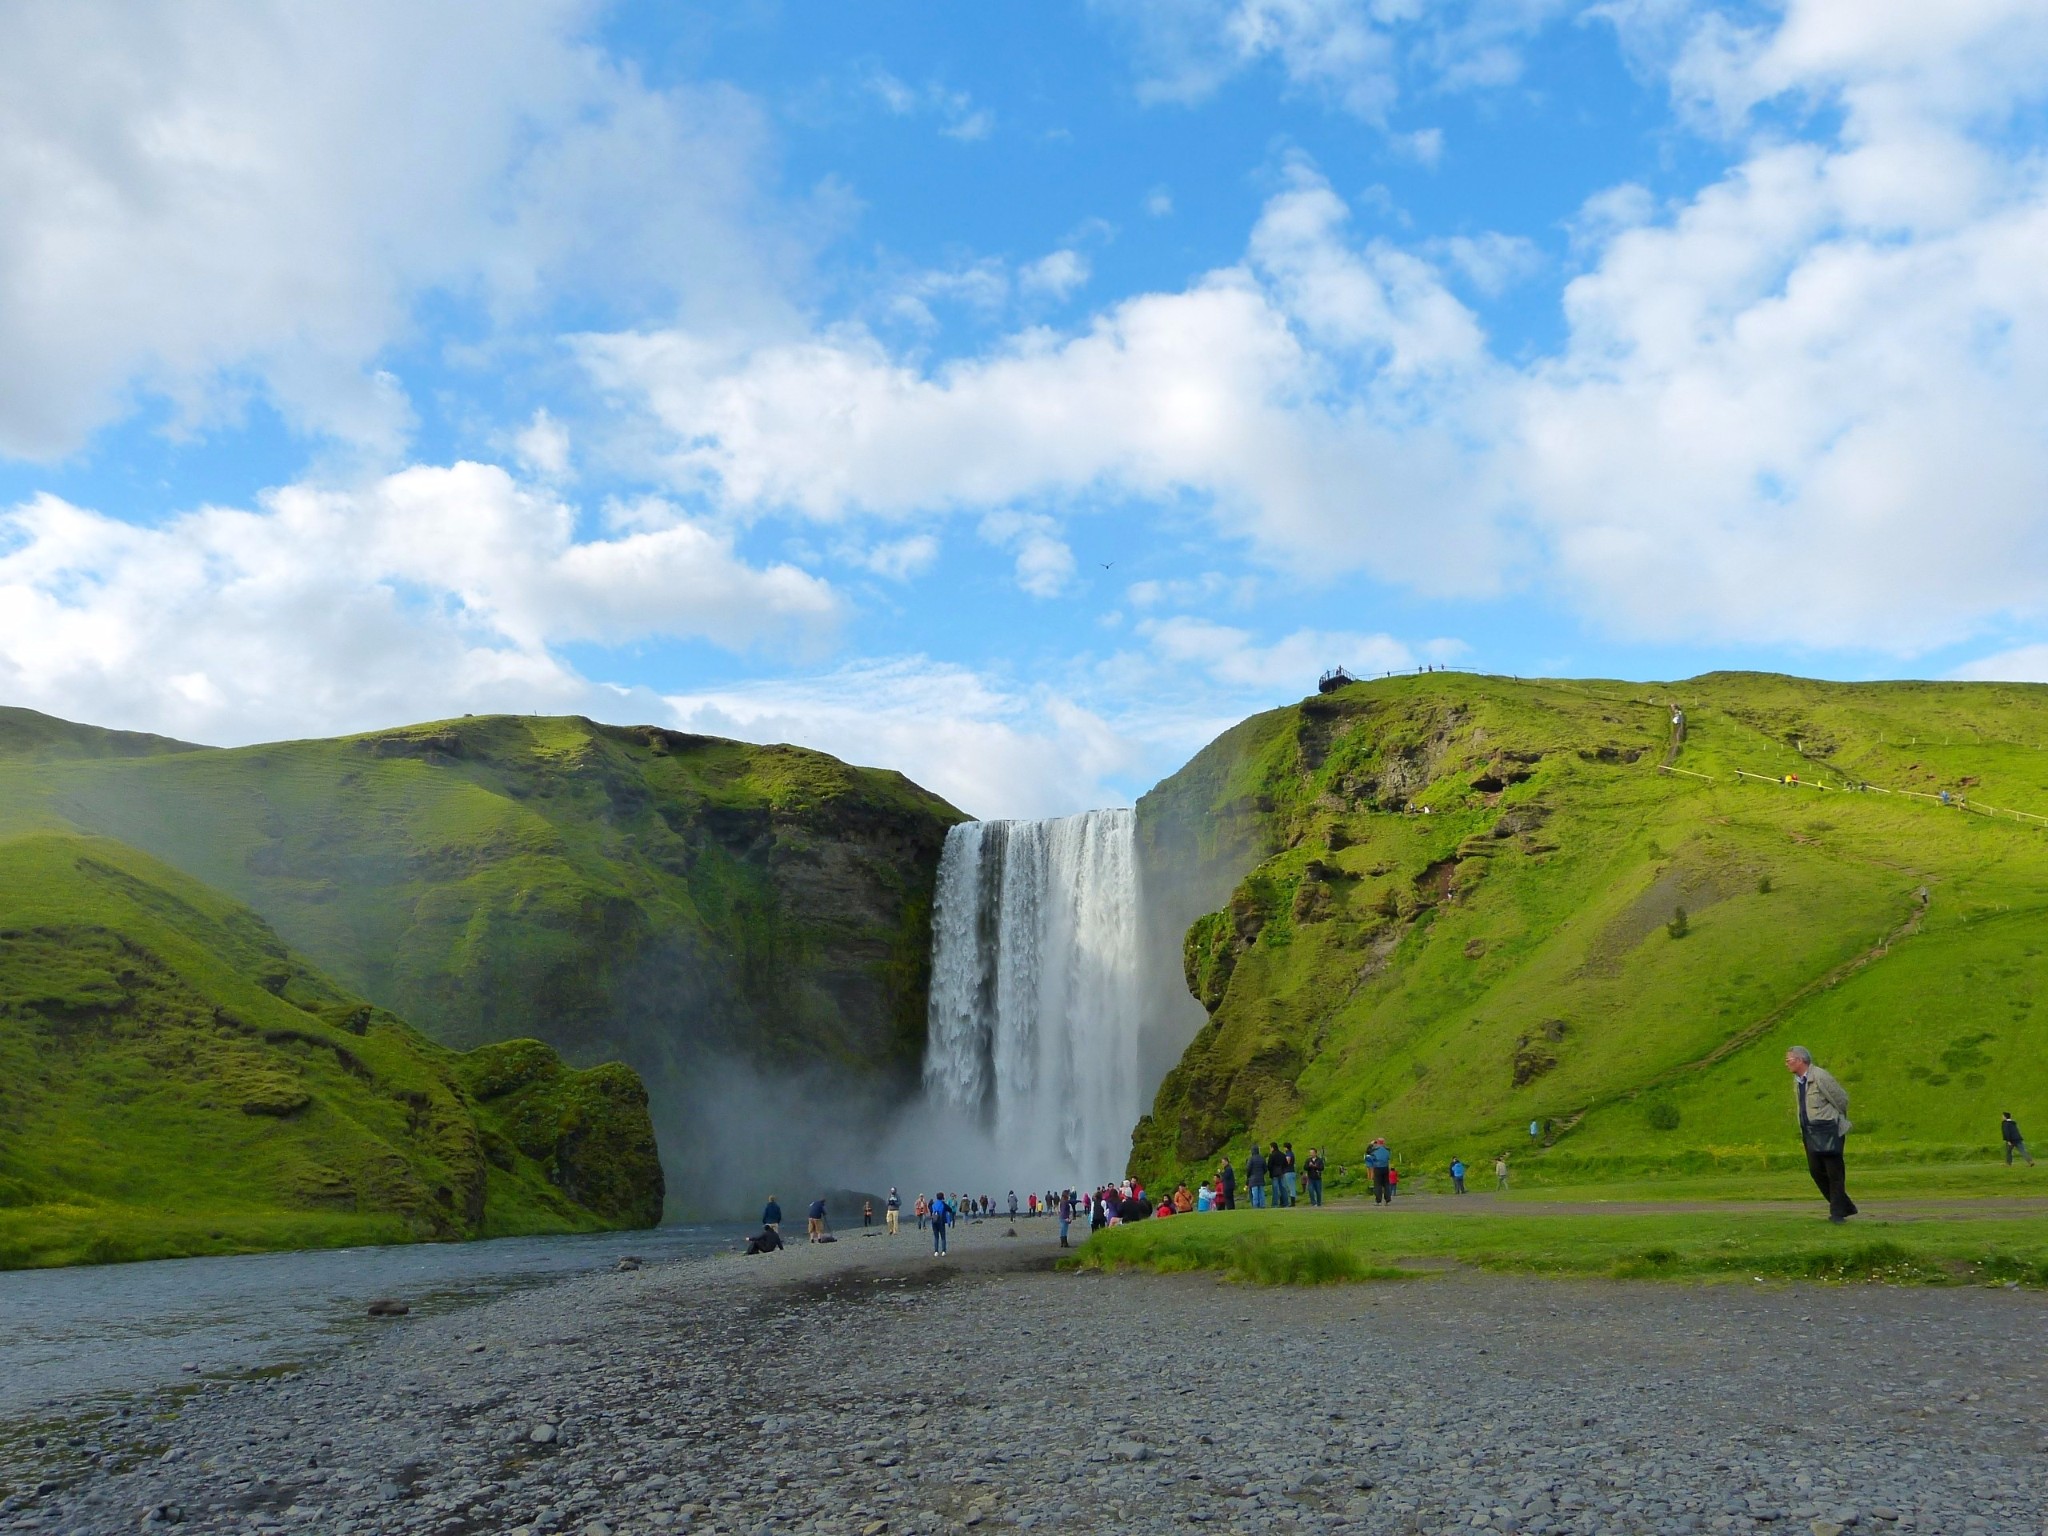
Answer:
1218, 1156, 1236, 1211
1267, 1141, 1285, 1209
914, 1193, 928, 1231
1008, 1190, 1019, 1220
1449, 1158, 1466, 1194
1366, 1139, 1392, 1205
1495, 1154, 1509, 1191
1058, 1189, 1074, 1248
807, 1196, 829, 1242
886, 1187, 901, 1235
761, 1195, 782, 1234
930, 1191, 951, 1255
1246, 1143, 1267, 1208
1304, 1147, 1325, 1207
1787, 1046, 1857, 1222
862, 1199, 874, 1229
2003, 1112, 2035, 1166
1281, 1143, 1298, 1207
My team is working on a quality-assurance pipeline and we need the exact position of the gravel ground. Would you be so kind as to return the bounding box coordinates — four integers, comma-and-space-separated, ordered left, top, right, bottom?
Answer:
4, 1218, 2046, 1536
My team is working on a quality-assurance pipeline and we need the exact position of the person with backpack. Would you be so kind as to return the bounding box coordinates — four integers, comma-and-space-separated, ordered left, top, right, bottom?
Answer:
1304, 1147, 1325, 1206
930, 1190, 952, 1255
1788, 1046, 1857, 1222
1246, 1142, 1267, 1208
1449, 1158, 1467, 1194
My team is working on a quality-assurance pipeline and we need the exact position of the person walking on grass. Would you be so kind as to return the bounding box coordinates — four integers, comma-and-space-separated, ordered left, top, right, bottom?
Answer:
1788, 1046, 1857, 1222
886, 1187, 901, 1235
1366, 1138, 1392, 1205
2003, 1112, 2035, 1166
1495, 1154, 1509, 1190
930, 1191, 951, 1255
1246, 1142, 1267, 1208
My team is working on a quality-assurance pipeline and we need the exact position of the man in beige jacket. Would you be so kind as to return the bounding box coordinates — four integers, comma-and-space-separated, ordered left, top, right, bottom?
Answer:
1787, 1046, 1857, 1222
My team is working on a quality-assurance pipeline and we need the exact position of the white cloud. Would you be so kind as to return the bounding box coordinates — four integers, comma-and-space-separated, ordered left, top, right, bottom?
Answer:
664, 659, 1140, 818
1952, 645, 2048, 683
0, 463, 837, 744
853, 533, 941, 581
1020, 249, 1093, 300
514, 409, 573, 480
1144, 186, 1175, 218
0, 1, 794, 460
1100, 0, 1572, 123
576, 0, 2048, 659
864, 69, 994, 142
980, 512, 1077, 598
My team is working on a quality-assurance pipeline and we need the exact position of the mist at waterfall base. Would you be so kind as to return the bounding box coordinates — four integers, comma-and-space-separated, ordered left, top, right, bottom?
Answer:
655, 809, 1203, 1218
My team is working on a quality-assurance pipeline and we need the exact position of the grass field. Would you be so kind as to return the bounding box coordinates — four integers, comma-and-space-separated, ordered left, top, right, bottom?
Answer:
1068, 1191, 2048, 1287
1133, 672, 2048, 1193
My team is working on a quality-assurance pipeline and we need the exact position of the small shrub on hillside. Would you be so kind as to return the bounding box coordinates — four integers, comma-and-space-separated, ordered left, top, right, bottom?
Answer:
1644, 1099, 1682, 1131
1667, 906, 1690, 939
1757, 874, 1774, 894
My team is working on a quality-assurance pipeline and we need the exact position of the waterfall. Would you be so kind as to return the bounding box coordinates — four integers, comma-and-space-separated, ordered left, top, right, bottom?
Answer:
923, 809, 1141, 1186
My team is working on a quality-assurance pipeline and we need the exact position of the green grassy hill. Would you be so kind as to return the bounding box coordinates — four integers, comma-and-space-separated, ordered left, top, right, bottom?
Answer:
0, 832, 662, 1268
1131, 672, 2048, 1188
0, 711, 964, 1201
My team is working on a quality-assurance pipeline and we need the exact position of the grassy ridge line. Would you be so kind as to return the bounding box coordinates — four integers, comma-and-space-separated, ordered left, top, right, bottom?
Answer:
0, 711, 966, 1171
1131, 672, 2048, 1191
1067, 1206, 2048, 1287
0, 831, 662, 1269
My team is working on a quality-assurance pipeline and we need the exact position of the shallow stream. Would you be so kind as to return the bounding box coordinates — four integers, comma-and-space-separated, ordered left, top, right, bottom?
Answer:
0, 1225, 726, 1418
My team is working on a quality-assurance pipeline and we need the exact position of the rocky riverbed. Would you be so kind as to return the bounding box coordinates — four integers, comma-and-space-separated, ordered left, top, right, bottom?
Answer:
4, 1219, 2045, 1535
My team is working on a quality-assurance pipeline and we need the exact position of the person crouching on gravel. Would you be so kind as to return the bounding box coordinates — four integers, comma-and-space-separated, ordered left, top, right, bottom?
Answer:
1787, 1046, 1857, 1222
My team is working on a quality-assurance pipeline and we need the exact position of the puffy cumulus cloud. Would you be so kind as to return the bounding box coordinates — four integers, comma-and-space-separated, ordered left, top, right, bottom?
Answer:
582, 1, 2048, 658
0, 463, 836, 744
663, 659, 1143, 819
578, 165, 1505, 596
0, 0, 794, 459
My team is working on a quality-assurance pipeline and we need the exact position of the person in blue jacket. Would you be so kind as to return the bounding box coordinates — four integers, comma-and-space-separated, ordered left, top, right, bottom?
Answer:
1365, 1139, 1393, 1205
929, 1190, 951, 1255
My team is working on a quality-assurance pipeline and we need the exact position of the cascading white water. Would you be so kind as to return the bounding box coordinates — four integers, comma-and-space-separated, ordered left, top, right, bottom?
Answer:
923, 809, 1141, 1186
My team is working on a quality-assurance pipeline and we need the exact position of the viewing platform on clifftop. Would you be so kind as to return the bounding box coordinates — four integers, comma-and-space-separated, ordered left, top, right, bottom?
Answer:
1317, 667, 1356, 693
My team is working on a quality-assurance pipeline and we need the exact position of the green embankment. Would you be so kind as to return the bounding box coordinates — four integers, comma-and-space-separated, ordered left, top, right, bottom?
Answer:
1070, 1204, 2048, 1287
1132, 672, 2048, 1191
0, 710, 965, 1184
0, 832, 662, 1269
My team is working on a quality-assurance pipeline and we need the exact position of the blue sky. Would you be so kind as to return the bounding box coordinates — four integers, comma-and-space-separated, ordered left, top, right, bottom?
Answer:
4, 1, 2048, 815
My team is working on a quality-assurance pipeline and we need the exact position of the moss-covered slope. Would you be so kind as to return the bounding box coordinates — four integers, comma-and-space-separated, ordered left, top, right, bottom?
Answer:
1132, 672, 2048, 1186
0, 832, 661, 1268
0, 713, 965, 1186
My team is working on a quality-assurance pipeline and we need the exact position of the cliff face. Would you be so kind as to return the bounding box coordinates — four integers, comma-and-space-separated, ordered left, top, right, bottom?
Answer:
0, 711, 965, 1209
1130, 672, 2048, 1185
0, 832, 661, 1269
